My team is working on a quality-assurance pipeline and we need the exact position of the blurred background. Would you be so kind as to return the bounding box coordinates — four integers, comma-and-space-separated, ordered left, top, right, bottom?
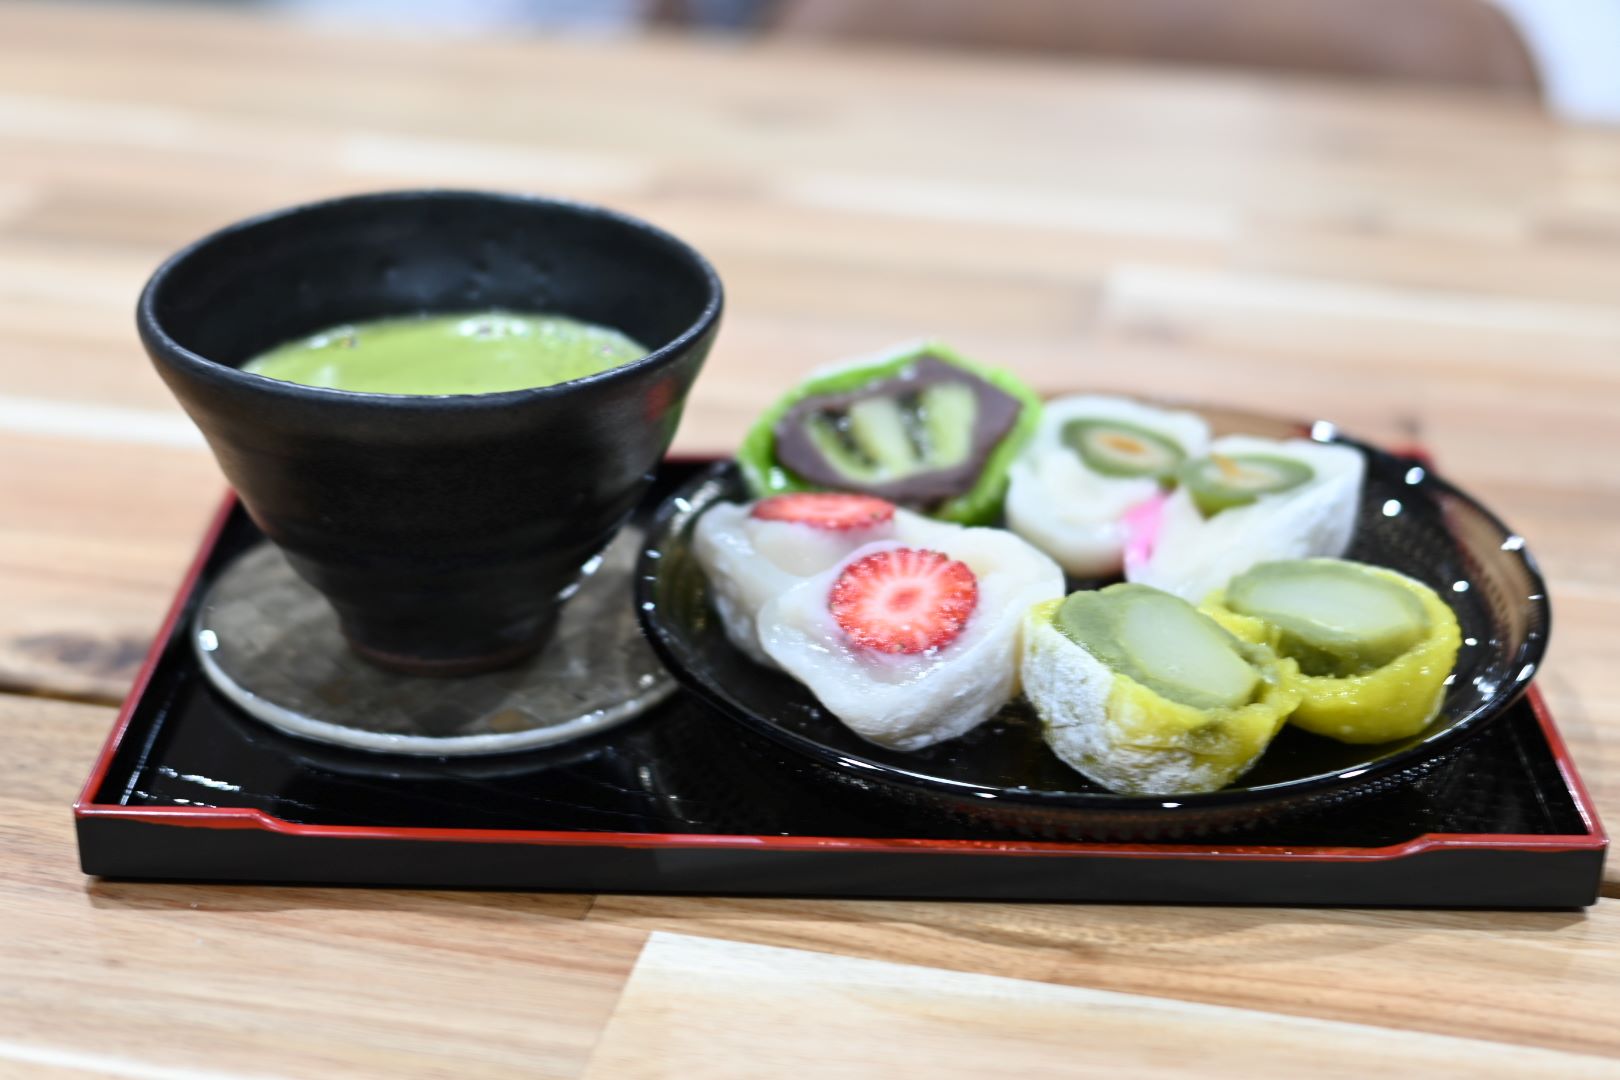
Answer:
254, 0, 1620, 121
4, 0, 1619, 704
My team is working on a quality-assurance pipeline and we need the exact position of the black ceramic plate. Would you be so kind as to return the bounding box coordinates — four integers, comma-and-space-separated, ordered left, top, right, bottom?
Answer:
636, 410, 1551, 839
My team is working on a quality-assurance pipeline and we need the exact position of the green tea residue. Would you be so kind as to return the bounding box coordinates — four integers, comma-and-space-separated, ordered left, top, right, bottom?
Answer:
244, 312, 647, 395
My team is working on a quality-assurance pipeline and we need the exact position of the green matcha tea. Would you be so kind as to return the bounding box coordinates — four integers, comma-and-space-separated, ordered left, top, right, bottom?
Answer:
244, 312, 647, 395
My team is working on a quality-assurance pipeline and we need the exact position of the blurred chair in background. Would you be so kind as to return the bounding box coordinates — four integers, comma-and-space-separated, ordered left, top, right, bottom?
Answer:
768, 0, 1541, 100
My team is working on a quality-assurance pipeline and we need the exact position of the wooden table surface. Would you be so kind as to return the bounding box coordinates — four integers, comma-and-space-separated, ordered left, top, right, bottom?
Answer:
1, 1, 1616, 1075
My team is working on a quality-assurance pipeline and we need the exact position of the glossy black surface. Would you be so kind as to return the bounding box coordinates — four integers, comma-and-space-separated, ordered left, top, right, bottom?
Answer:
638, 437, 1551, 838
77, 462, 1600, 905
88, 465, 1575, 841
72, 821, 1600, 907
139, 190, 722, 671
96, 665, 1585, 845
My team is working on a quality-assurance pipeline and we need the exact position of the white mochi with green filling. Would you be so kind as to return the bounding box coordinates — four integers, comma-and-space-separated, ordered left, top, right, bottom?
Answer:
1128, 435, 1364, 604
1005, 396, 1210, 577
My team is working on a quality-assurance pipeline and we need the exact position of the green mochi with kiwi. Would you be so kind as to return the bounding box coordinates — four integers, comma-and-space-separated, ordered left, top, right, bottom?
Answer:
737, 342, 1042, 525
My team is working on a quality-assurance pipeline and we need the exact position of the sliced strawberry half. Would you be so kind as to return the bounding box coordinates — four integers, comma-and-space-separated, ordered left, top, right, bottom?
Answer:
752, 492, 896, 531
829, 547, 979, 655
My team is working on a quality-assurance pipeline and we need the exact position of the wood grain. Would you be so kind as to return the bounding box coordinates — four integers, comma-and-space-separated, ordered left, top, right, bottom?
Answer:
587, 894, 1620, 1059
0, 431, 221, 701
584, 932, 1617, 1079
0, 693, 647, 1080
770, 0, 1544, 99
0, 2, 1616, 1074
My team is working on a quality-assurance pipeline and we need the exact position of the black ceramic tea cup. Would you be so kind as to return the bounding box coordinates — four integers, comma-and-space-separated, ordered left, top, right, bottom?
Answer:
140, 190, 722, 674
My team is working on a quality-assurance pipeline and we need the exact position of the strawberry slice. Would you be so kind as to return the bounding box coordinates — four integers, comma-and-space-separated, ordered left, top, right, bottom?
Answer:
829, 547, 979, 655
752, 492, 896, 531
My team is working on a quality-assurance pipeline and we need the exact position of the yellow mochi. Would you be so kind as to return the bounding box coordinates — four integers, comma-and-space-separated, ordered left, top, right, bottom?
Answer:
1104, 667, 1301, 773
1202, 567, 1462, 745
1022, 599, 1302, 795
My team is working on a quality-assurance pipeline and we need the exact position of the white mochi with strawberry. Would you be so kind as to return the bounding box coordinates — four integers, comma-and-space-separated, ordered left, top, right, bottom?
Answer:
757, 520, 1063, 751
692, 492, 904, 665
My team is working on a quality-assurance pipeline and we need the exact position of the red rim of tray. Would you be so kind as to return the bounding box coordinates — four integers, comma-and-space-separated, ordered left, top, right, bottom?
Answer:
75, 475, 1607, 864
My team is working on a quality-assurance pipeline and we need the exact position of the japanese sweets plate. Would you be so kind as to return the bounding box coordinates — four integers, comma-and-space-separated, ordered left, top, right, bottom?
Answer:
74, 459, 1605, 906
637, 410, 1553, 840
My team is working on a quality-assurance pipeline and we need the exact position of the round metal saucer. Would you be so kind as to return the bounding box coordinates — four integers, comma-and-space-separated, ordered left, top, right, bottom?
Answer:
193, 526, 674, 756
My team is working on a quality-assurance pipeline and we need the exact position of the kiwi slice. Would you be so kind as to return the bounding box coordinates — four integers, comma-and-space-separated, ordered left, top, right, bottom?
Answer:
919, 381, 975, 468
847, 397, 921, 474
1225, 560, 1430, 677
1180, 453, 1314, 516
804, 415, 880, 485
772, 356, 1024, 505
1061, 419, 1185, 481
1056, 584, 1260, 711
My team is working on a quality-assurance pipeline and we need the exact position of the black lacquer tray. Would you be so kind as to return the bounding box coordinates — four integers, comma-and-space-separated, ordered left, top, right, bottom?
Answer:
75, 462, 1607, 906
